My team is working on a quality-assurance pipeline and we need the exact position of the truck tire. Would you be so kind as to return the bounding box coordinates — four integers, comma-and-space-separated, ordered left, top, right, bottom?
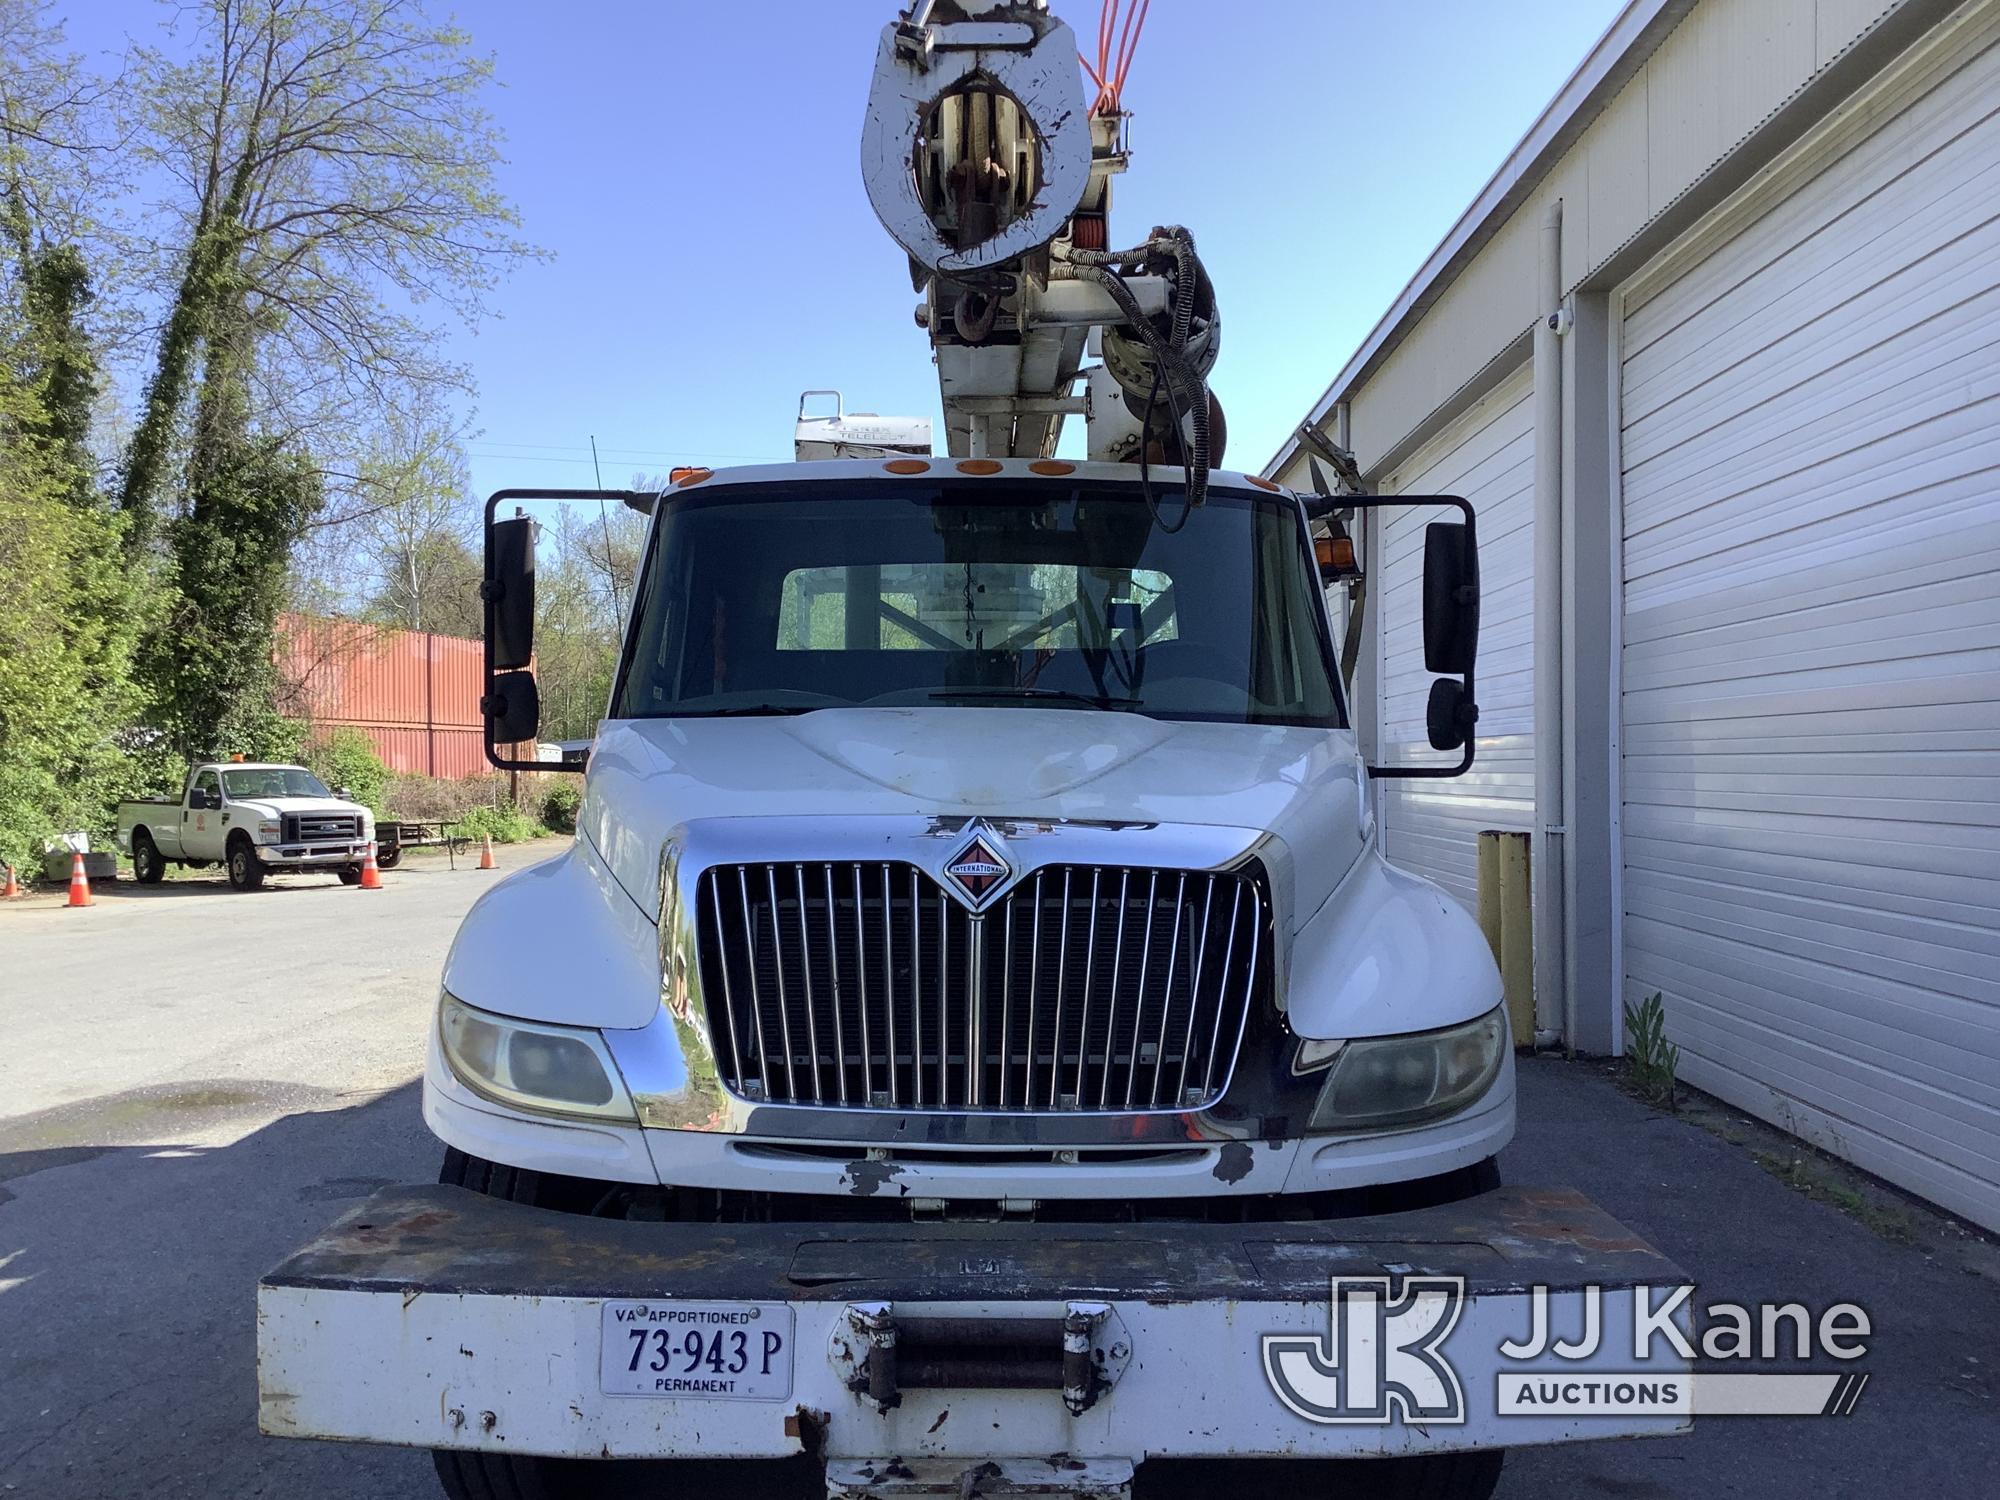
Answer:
225, 835, 265, 891
376, 846, 403, 869
131, 831, 167, 885
1141, 1450, 1502, 1500
337, 867, 362, 885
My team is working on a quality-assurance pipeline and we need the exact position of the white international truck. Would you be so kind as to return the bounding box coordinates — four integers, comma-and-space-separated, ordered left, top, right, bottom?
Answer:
115, 761, 374, 891
257, 6, 1691, 1497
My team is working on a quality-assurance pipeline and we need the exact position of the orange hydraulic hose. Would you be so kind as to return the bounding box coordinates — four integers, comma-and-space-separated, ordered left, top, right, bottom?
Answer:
1084, 0, 1150, 116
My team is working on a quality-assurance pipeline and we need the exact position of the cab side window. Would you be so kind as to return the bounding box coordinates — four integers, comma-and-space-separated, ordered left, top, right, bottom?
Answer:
192, 770, 221, 805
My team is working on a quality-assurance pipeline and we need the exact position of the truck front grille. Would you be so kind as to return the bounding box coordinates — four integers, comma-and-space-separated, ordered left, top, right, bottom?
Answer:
694, 862, 1266, 1113
283, 813, 360, 843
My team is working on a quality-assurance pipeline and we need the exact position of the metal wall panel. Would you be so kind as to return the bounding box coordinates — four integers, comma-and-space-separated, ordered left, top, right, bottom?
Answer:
1618, 27, 2000, 1230
1376, 366, 1537, 911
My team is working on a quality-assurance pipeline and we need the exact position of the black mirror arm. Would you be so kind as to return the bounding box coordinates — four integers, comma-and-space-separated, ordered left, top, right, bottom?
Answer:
1366, 718, 1476, 779
1311, 493, 1480, 782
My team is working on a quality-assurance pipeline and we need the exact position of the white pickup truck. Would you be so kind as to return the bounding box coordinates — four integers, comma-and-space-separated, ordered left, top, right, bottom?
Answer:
116, 762, 375, 891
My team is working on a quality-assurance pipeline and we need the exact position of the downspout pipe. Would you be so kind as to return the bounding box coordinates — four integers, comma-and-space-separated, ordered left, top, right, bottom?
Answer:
1533, 199, 1567, 1049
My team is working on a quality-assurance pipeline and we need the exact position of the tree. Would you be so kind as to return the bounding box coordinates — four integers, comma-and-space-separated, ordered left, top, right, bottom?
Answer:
353, 408, 483, 636
1, 0, 117, 503
116, 0, 536, 755
142, 430, 327, 760
0, 1, 146, 871
531, 502, 650, 743
121, 0, 537, 531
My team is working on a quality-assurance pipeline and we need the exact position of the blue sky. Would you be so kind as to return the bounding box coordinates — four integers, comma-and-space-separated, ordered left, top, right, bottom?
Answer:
61, 0, 1626, 493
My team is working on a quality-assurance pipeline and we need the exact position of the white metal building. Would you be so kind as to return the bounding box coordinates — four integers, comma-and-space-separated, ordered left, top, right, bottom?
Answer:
1269, 0, 2000, 1231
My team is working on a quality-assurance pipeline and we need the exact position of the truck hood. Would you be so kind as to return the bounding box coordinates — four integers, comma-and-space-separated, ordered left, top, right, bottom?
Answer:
230, 796, 370, 821
580, 708, 1367, 931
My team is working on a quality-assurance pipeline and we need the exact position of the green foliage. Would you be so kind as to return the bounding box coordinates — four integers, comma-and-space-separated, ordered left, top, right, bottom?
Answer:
139, 430, 326, 762
304, 726, 388, 818
382, 771, 509, 823
540, 779, 582, 835
1623, 991, 1681, 1111
454, 803, 539, 845
0, 459, 146, 870
0, 135, 143, 873
533, 503, 647, 742
0, 0, 534, 874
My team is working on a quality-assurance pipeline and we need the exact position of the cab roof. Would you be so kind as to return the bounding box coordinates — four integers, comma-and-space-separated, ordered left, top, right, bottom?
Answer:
643, 456, 1301, 504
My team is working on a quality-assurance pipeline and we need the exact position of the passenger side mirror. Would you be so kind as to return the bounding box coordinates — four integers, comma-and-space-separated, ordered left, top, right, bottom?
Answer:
486, 516, 536, 671
483, 670, 541, 746
482, 489, 647, 772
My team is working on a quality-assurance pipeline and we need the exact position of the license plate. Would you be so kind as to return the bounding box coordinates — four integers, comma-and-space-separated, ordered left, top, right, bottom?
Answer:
599, 1301, 793, 1400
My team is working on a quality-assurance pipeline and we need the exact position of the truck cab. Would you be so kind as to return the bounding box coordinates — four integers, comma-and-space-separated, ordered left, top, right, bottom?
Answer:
118, 762, 374, 890
257, 460, 1687, 1500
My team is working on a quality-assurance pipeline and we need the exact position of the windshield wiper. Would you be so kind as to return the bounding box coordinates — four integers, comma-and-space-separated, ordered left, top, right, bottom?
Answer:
645, 703, 830, 719
921, 687, 1146, 712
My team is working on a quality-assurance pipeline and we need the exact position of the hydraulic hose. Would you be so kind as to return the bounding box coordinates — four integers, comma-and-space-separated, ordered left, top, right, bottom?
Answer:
1069, 252, 1212, 512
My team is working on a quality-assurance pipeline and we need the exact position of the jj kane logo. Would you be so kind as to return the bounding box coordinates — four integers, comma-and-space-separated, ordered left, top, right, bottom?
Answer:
1264, 1277, 1874, 1425
1263, 1276, 1467, 1425
942, 832, 1010, 907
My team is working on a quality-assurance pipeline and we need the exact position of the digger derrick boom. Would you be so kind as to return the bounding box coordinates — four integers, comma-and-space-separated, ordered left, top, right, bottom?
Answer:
860, 1, 1218, 478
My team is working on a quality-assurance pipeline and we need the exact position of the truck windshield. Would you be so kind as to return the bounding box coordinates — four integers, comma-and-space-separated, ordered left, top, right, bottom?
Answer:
613, 480, 1343, 728
221, 768, 331, 799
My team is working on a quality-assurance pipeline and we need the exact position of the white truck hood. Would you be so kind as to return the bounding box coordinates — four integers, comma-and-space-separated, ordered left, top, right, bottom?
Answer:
231, 796, 370, 822
450, 708, 1496, 1040
579, 707, 1367, 928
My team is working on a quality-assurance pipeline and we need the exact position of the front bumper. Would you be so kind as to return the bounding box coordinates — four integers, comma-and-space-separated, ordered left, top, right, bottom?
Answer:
258, 1183, 1691, 1464
258, 842, 368, 866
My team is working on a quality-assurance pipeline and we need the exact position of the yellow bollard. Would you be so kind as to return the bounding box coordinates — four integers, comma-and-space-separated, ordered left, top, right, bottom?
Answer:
1476, 832, 1503, 965
1477, 829, 1535, 1048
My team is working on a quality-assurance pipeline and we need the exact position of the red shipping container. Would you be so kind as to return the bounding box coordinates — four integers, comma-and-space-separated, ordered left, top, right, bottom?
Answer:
277, 615, 526, 778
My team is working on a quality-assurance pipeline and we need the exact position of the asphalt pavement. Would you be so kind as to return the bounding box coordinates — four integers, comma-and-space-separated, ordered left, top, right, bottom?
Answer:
2, 842, 1995, 1498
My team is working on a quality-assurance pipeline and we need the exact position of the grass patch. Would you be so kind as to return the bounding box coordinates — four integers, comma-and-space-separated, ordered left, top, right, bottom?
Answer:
1753, 1148, 1921, 1245
1622, 991, 1680, 1111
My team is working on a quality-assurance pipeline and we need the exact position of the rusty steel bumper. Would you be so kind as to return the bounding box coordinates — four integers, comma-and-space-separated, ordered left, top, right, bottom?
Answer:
257, 1183, 1691, 1465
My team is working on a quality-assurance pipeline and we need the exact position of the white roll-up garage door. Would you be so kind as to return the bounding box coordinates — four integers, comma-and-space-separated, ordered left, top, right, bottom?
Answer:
1376, 365, 1535, 910
1618, 21, 2000, 1230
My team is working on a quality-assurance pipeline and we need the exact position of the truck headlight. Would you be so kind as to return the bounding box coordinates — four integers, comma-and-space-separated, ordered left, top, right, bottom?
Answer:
438, 992, 637, 1123
1300, 1006, 1506, 1132
257, 820, 281, 839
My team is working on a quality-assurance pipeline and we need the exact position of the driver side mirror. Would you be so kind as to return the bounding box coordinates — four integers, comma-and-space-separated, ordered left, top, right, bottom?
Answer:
1420, 521, 1480, 753
1306, 491, 1481, 778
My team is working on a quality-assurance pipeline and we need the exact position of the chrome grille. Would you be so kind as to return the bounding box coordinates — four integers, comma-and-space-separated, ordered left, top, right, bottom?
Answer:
695, 862, 1266, 1113
284, 812, 360, 842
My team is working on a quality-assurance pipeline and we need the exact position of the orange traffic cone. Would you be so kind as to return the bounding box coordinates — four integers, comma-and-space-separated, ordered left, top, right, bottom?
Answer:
358, 840, 384, 890
478, 834, 497, 871
2, 862, 21, 900
66, 850, 94, 907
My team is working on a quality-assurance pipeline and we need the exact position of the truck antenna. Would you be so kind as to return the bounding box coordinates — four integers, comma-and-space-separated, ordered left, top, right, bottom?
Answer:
589, 434, 627, 624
